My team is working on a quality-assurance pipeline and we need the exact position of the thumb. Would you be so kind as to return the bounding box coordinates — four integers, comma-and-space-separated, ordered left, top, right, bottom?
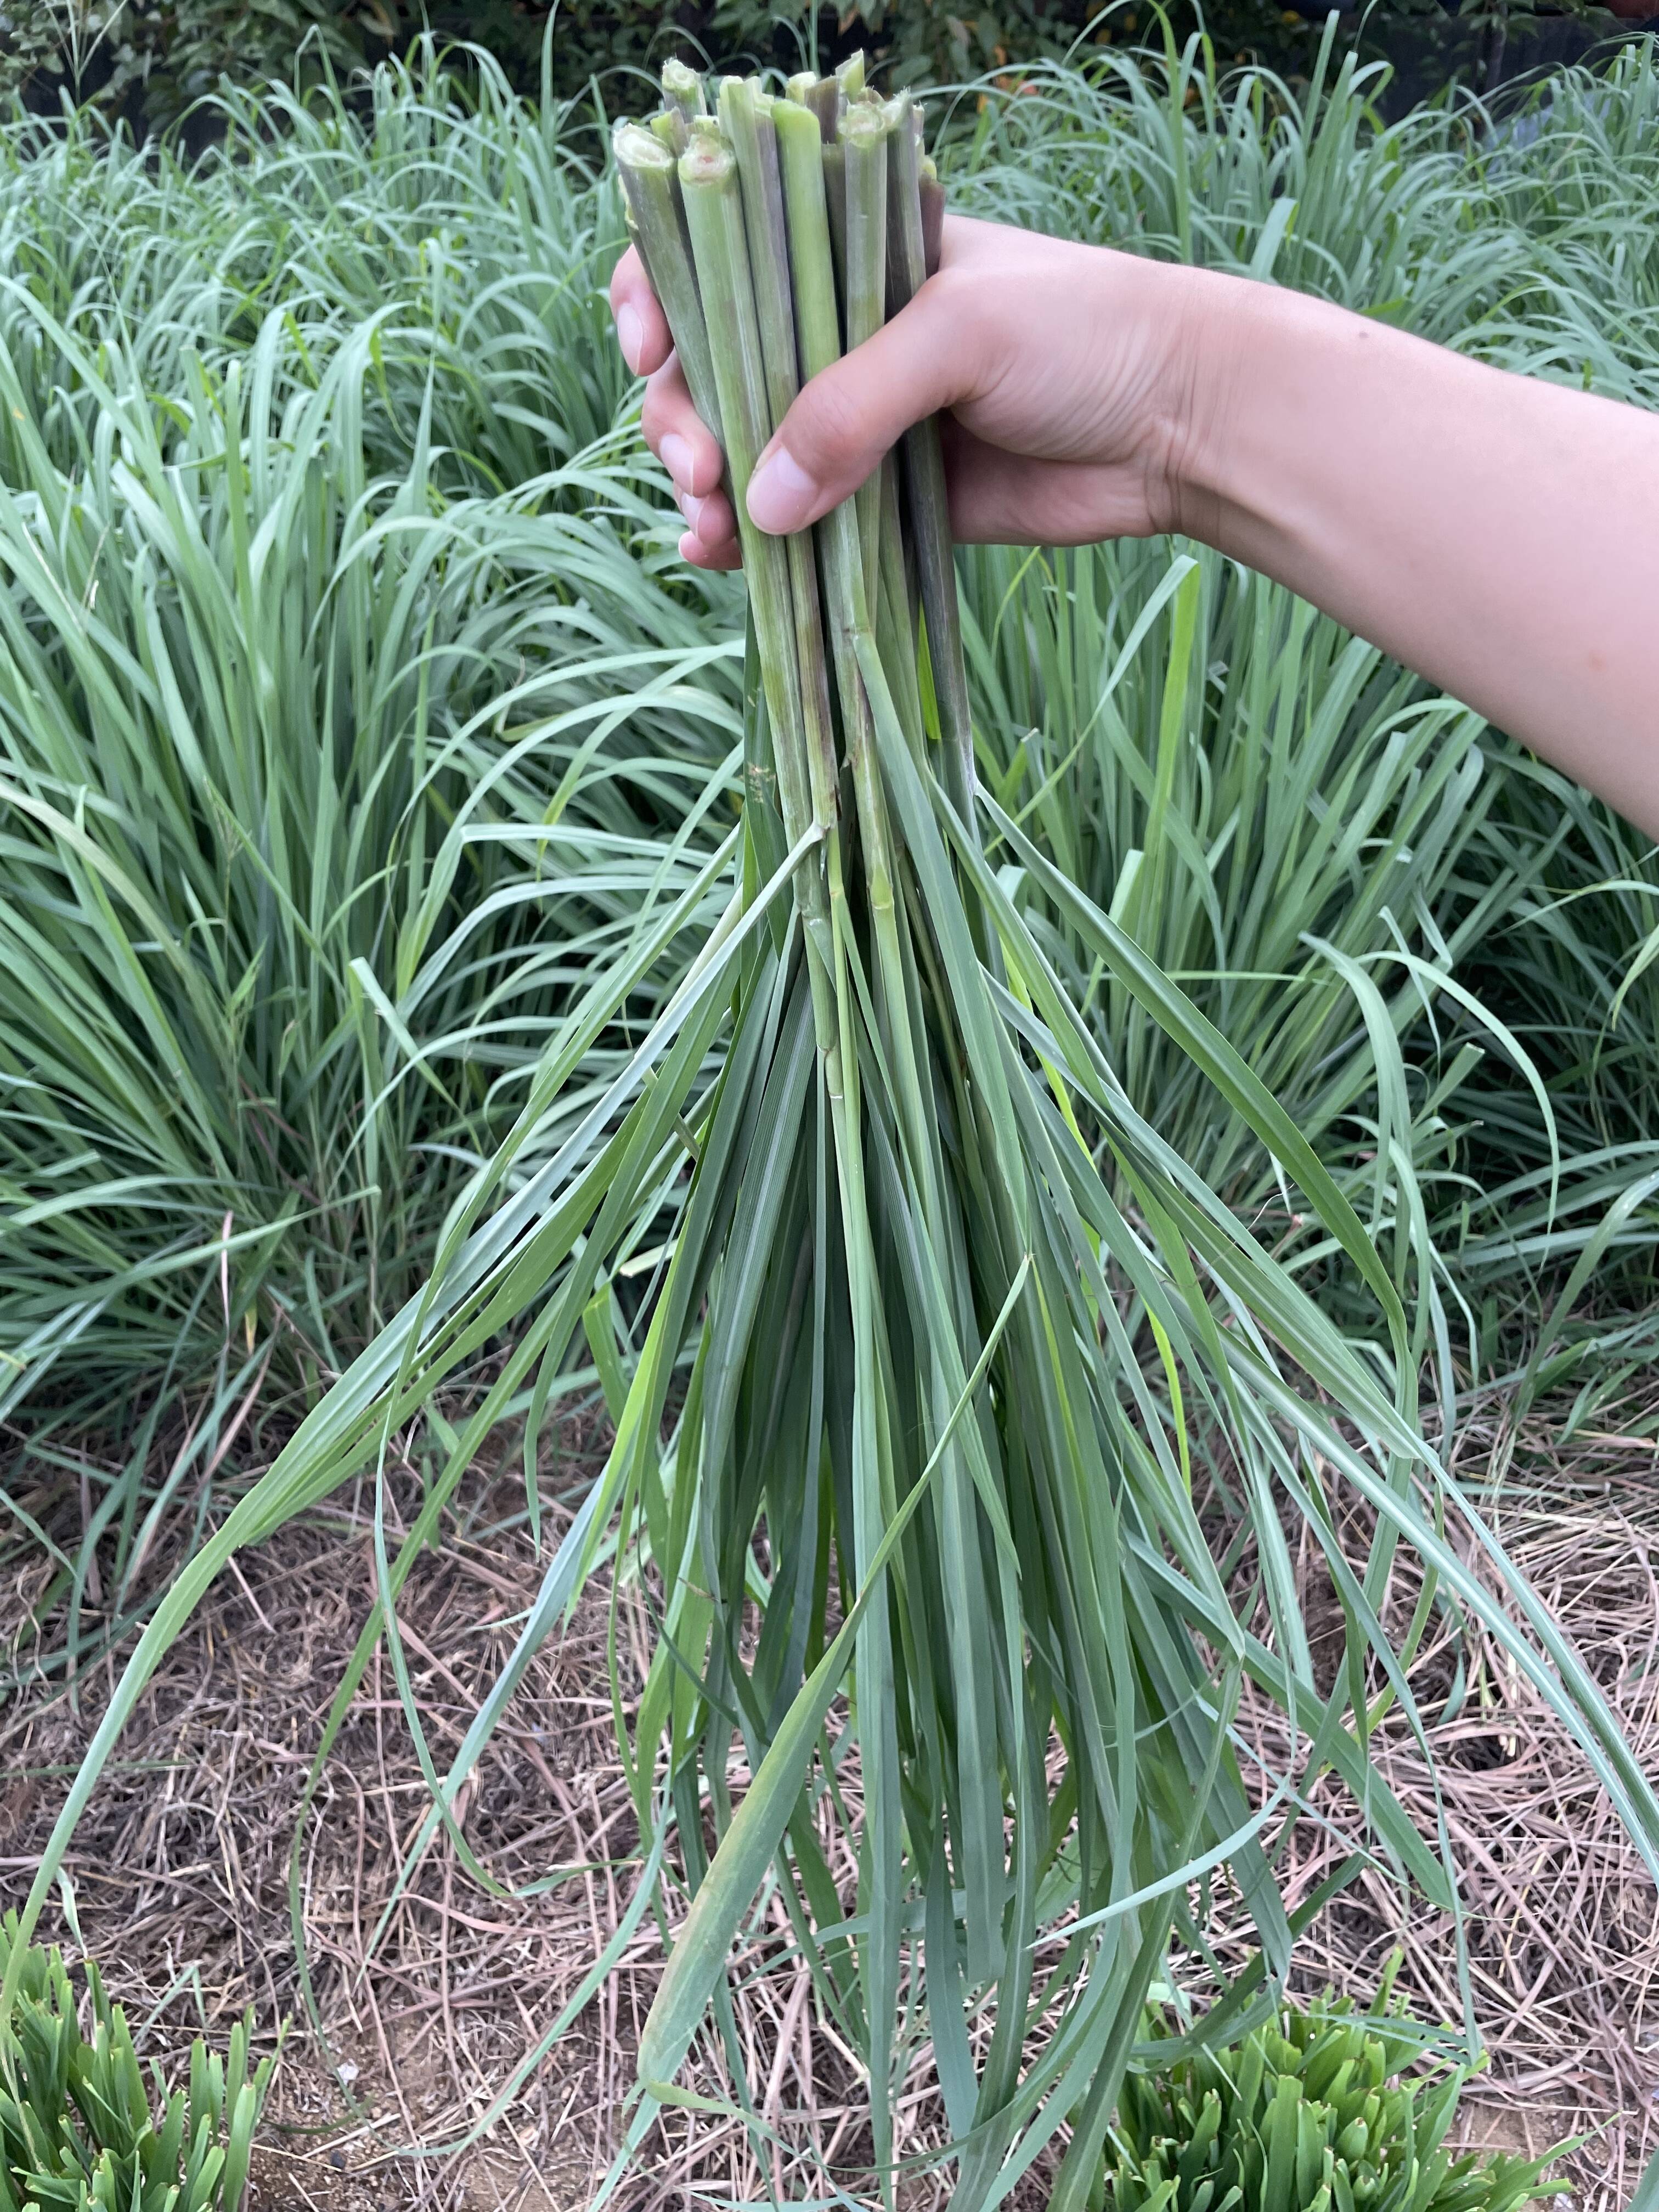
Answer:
745, 274, 980, 534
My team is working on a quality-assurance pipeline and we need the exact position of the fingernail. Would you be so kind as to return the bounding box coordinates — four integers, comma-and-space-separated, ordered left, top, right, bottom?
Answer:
678, 529, 702, 565
677, 488, 704, 532
616, 302, 643, 373
746, 444, 816, 534
661, 432, 698, 491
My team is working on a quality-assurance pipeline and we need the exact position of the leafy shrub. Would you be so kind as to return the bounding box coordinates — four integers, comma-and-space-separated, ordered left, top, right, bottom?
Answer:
0, 1913, 271, 2212
1105, 1979, 1567, 2211
0, 0, 390, 131
0, 0, 1317, 137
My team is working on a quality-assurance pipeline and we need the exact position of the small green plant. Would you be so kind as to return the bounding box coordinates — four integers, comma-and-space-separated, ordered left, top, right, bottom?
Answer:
1103, 1974, 1569, 2212
0, 1914, 272, 2212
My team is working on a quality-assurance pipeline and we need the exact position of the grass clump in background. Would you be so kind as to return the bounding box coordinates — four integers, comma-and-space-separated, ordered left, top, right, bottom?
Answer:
0, 47, 746, 1686
1107, 1970, 1567, 2212
0, 1912, 270, 2212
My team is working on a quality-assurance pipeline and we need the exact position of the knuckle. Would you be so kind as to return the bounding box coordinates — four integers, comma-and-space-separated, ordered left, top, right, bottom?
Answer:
798, 369, 865, 469
928, 264, 990, 368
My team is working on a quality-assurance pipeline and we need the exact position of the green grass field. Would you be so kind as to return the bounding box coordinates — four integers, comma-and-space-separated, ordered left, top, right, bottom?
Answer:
2, 26, 1657, 2207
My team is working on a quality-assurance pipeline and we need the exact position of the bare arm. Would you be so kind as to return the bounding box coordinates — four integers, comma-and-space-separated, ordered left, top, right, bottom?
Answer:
611, 217, 1659, 835
1178, 274, 1659, 831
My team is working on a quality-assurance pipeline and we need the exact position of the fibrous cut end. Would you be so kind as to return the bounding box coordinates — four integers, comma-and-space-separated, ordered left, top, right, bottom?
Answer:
613, 121, 674, 173
678, 131, 736, 189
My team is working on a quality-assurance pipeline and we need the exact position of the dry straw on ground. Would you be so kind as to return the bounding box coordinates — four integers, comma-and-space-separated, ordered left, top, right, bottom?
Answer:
2, 1385, 1655, 2209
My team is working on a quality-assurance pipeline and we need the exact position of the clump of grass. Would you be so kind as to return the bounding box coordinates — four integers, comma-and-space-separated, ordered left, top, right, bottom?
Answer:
0, 309, 732, 1427
0, 165, 741, 1685
0, 1912, 271, 2212
0, 40, 636, 494
1107, 1967, 1567, 2211
1439, 754, 1659, 1404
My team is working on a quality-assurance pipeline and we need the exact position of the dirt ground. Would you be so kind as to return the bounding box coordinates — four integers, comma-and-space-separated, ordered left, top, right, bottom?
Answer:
2, 1389, 1656, 2210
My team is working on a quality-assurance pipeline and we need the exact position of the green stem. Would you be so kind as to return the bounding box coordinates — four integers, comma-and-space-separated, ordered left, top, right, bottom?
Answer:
719, 79, 841, 842
613, 123, 720, 439
650, 108, 687, 156
805, 74, 842, 139
841, 99, 893, 611
661, 58, 706, 128
678, 129, 843, 1061
885, 101, 978, 831
876, 455, 926, 758
823, 140, 848, 299
919, 154, 944, 276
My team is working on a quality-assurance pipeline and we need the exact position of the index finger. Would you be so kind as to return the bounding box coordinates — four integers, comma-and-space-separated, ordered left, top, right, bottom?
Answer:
609, 245, 674, 378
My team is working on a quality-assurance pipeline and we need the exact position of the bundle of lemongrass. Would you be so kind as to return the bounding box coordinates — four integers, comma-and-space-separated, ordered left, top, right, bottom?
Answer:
599, 59, 1479, 2209
7, 53, 1657, 2212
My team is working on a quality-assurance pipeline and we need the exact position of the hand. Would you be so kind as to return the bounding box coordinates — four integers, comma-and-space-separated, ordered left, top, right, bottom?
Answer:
608, 214, 1210, 569
613, 199, 1659, 836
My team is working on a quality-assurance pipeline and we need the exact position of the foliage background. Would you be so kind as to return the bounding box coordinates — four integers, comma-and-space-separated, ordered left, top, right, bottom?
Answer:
3, 0, 1639, 138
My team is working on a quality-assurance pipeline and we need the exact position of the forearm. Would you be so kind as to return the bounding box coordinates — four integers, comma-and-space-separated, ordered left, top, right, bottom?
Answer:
1171, 269, 1659, 835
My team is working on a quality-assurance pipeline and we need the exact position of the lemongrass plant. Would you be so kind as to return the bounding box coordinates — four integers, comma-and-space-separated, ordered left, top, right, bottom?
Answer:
0, 40, 635, 496
8, 51, 1659, 2212
958, 532, 1545, 1429
0, 272, 740, 1694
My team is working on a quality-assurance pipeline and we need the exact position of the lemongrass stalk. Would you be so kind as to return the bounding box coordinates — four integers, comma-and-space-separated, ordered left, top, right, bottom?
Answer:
919, 155, 944, 276
719, 77, 841, 842
763, 103, 898, 1187
840, 99, 893, 612
676, 138, 815, 881
884, 100, 977, 827
676, 130, 845, 1106
836, 48, 866, 99
790, 95, 939, 1216
661, 57, 706, 128
773, 101, 852, 516
613, 124, 721, 441
876, 455, 926, 758
773, 101, 878, 783
884, 94, 927, 318
650, 108, 686, 156
822, 138, 848, 294
805, 74, 842, 139
718, 80, 797, 403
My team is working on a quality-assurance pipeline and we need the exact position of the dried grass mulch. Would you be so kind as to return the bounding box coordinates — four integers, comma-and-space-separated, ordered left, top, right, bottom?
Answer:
1220, 1387, 1659, 2210
1, 1390, 1656, 2209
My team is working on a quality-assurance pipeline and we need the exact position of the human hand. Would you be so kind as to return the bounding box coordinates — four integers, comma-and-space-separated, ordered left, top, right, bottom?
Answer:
613, 192, 1659, 833
608, 213, 1213, 569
